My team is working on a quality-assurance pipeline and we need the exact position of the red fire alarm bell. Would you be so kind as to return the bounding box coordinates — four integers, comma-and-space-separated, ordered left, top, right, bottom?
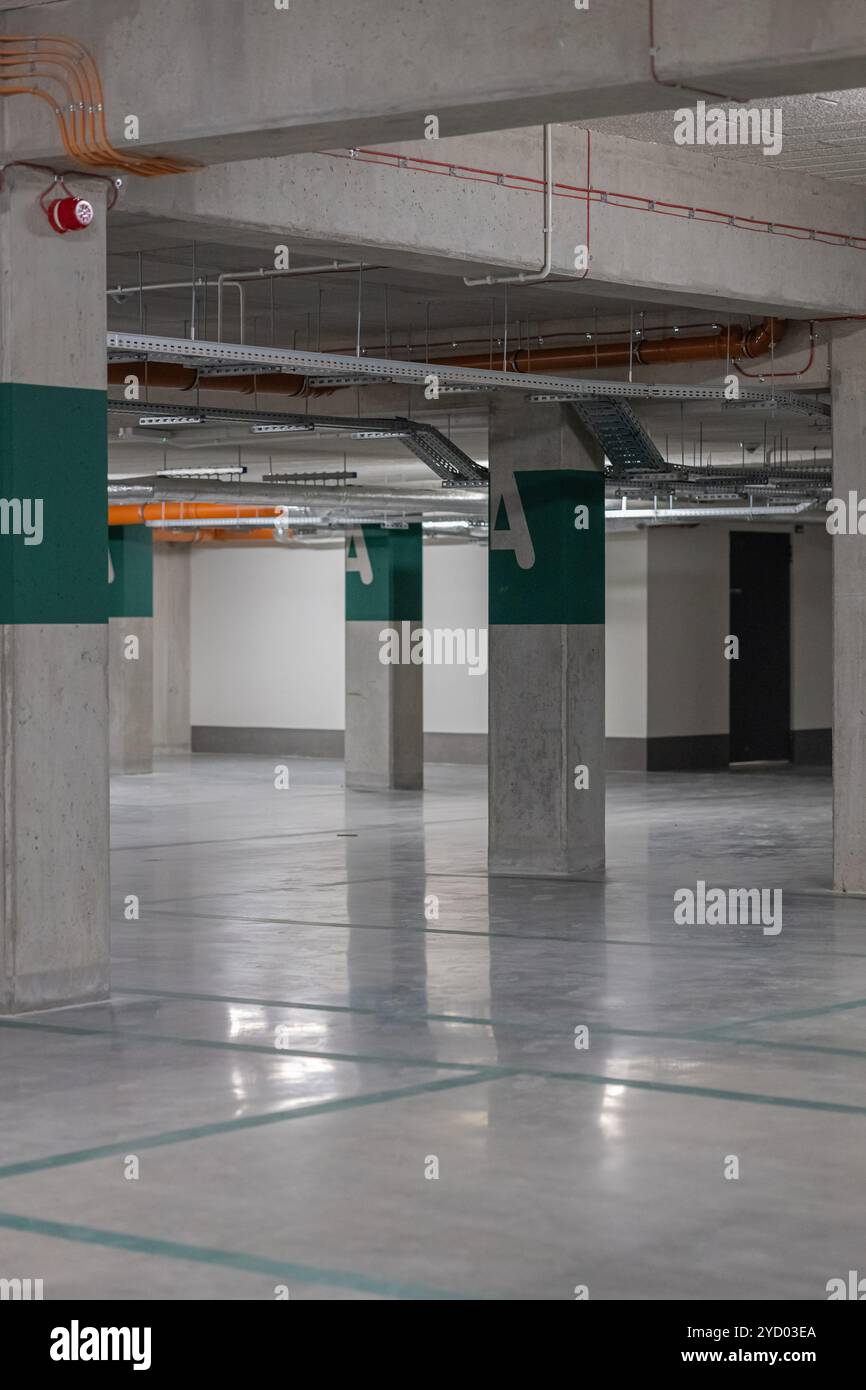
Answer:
45, 196, 94, 234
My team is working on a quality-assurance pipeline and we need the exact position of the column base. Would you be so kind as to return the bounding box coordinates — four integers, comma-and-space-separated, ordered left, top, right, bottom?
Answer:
490, 623, 605, 881
345, 619, 423, 791
109, 616, 153, 774
1, 964, 109, 1016
0, 624, 110, 1014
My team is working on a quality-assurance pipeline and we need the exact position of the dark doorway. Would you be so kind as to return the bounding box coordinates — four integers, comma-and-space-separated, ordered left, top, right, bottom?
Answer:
729, 531, 791, 763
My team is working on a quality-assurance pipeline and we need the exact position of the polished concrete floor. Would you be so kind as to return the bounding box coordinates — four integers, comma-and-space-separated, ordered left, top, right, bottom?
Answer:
1, 757, 864, 1300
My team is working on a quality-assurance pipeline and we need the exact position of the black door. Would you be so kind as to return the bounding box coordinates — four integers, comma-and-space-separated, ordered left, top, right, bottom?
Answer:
729, 531, 791, 763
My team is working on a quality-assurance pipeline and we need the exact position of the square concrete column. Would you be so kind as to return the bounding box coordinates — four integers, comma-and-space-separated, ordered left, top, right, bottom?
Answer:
0, 167, 109, 1012
153, 542, 191, 753
345, 523, 423, 790
831, 325, 866, 892
108, 526, 154, 774
489, 399, 605, 878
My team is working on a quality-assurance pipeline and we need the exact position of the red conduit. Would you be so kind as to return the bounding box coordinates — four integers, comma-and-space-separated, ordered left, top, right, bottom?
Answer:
576, 130, 591, 284
328, 148, 866, 253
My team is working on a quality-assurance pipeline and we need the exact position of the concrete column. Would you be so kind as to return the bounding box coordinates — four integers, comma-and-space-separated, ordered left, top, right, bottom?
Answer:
153, 542, 191, 753
345, 524, 423, 790
108, 526, 154, 774
0, 167, 109, 1013
488, 399, 605, 878
831, 326, 866, 892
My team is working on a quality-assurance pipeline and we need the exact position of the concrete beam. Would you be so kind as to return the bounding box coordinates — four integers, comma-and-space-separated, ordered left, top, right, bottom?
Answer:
118, 126, 866, 316
4, 1, 866, 166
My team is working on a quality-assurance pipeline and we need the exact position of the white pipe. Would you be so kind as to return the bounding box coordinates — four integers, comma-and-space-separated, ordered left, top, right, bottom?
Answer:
145, 516, 280, 530
605, 500, 817, 522
108, 277, 209, 300
464, 125, 554, 287
215, 262, 366, 342
108, 477, 487, 516
220, 281, 246, 345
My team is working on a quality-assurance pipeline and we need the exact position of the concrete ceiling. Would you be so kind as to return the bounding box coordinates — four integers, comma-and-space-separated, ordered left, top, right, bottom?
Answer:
106, 234, 706, 348
107, 394, 829, 485
105, 228, 830, 480
593, 89, 866, 183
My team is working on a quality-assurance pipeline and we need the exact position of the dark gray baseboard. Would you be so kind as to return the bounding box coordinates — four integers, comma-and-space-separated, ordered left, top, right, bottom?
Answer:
194, 727, 813, 772
608, 734, 730, 771
606, 737, 648, 771
424, 732, 486, 764
791, 728, 831, 766
192, 726, 344, 757
191, 727, 487, 764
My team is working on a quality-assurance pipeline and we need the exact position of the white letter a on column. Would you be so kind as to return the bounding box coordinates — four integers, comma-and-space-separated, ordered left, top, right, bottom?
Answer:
346, 528, 373, 585
491, 474, 535, 570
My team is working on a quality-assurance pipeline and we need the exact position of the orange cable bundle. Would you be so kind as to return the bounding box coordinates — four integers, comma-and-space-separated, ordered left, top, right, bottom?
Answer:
0, 33, 195, 176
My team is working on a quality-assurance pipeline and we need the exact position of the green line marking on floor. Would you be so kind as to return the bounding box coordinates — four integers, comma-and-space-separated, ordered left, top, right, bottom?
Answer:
113, 814, 484, 858
125, 902, 866, 962
706, 996, 866, 1030
0, 1016, 499, 1076
4, 1015, 866, 1129
0, 1212, 478, 1301
144, 906, 815, 956
529, 1071, 866, 1116
115, 986, 866, 1061
0, 1070, 506, 1182
692, 1035, 866, 1061
97, 985, 737, 1041
122, 986, 381, 1015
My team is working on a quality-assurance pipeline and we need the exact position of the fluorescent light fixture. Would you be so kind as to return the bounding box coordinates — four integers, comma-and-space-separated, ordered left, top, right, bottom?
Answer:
250, 424, 315, 434
138, 415, 204, 426
349, 430, 409, 440
156, 466, 248, 478
144, 516, 279, 530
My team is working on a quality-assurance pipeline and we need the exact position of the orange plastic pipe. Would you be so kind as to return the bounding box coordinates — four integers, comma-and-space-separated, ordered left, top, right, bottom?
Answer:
1, 35, 195, 175
441, 318, 786, 373
109, 503, 282, 525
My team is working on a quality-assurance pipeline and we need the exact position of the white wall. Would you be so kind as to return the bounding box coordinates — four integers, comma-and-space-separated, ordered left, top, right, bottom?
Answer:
191, 544, 345, 730
190, 525, 832, 740
190, 540, 489, 734
423, 543, 488, 734
606, 530, 648, 740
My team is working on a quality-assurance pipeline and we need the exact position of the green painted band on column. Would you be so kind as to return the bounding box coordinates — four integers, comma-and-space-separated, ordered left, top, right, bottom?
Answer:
490, 469, 604, 625
108, 525, 154, 618
346, 522, 422, 622
0, 383, 107, 624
